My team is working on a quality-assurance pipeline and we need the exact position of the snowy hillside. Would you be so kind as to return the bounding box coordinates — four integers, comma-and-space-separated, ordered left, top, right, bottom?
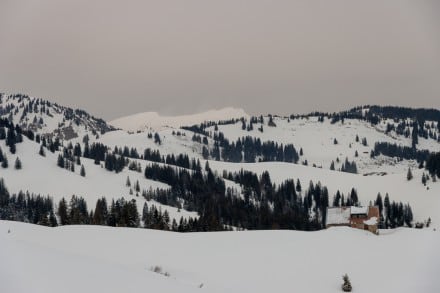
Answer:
1, 221, 439, 293
205, 115, 440, 174
1, 96, 440, 293
0, 138, 197, 223
0, 93, 114, 141
1, 98, 440, 227
110, 107, 249, 132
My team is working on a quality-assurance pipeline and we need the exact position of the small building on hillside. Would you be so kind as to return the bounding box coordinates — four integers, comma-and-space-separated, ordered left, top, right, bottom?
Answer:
326, 206, 380, 234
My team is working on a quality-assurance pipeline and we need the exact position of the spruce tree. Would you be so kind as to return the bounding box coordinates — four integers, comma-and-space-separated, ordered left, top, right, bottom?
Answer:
135, 180, 140, 192
412, 122, 419, 148
361, 137, 368, 146
1, 156, 8, 168
58, 198, 69, 225
14, 157, 22, 169
341, 274, 352, 292
421, 173, 427, 185
80, 165, 86, 177
296, 179, 302, 193
57, 154, 64, 168
39, 145, 46, 157
49, 210, 58, 227
9, 143, 16, 154
407, 167, 413, 181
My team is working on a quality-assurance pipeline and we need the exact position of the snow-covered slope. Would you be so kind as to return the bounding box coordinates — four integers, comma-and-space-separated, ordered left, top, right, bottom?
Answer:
110, 107, 248, 132
207, 116, 440, 174
2, 100, 439, 224
0, 93, 114, 141
0, 138, 197, 222
1, 221, 439, 293
207, 160, 440, 225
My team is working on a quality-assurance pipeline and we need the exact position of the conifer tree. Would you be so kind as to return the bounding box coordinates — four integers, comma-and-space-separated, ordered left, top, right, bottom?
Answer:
14, 157, 22, 169
39, 145, 46, 157
422, 173, 427, 185
154, 133, 161, 145
9, 143, 16, 154
330, 161, 335, 170
49, 210, 58, 227
80, 165, 86, 177
407, 167, 413, 181
296, 179, 302, 193
1, 156, 8, 168
412, 122, 419, 148
361, 137, 368, 146
341, 274, 352, 292
58, 198, 69, 225
57, 154, 64, 168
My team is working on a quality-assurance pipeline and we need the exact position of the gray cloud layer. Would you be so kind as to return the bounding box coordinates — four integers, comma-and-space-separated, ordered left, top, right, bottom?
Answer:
1, 0, 439, 119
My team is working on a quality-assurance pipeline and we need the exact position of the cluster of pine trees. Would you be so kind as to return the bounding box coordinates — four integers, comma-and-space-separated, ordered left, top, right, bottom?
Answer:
0, 118, 25, 154
209, 135, 300, 163
372, 142, 430, 163
145, 163, 335, 230
0, 179, 57, 226
331, 189, 359, 208
142, 203, 211, 232
340, 157, 358, 174
373, 193, 414, 228
367, 105, 440, 124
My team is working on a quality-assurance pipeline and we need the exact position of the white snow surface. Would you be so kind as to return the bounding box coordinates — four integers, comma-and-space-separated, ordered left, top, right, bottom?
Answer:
1, 221, 439, 293
110, 107, 249, 132
364, 217, 378, 225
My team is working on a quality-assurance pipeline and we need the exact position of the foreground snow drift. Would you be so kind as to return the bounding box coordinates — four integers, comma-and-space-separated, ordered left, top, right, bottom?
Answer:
1, 221, 439, 293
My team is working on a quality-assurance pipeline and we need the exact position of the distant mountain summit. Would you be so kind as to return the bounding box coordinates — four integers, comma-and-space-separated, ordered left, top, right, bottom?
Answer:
0, 93, 114, 141
110, 107, 249, 132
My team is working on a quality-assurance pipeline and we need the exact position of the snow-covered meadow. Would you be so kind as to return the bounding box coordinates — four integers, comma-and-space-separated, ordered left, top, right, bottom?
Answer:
1, 220, 439, 293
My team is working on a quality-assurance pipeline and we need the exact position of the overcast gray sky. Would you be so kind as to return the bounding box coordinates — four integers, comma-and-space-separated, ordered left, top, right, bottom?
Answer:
1, 0, 440, 120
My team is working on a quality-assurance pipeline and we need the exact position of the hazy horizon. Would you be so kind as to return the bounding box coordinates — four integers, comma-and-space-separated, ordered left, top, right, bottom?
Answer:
1, 0, 440, 120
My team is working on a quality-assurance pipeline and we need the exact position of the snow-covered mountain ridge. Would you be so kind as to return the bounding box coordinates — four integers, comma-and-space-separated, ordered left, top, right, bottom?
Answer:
0, 93, 114, 141
110, 107, 249, 132
1, 93, 440, 229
